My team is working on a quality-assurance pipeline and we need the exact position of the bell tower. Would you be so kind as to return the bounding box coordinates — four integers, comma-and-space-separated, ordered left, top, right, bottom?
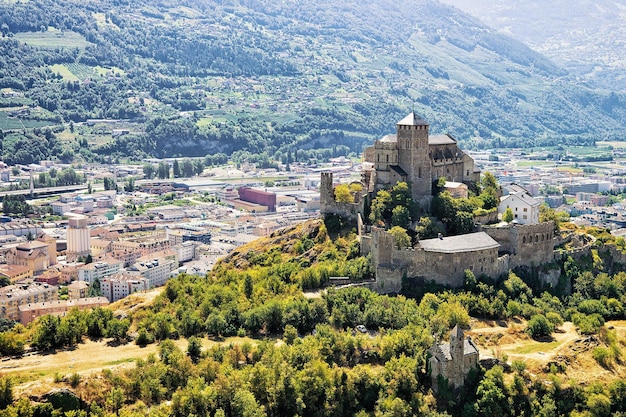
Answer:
396, 112, 431, 205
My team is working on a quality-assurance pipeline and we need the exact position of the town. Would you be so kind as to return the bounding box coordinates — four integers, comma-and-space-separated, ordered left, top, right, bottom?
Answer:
0, 116, 626, 327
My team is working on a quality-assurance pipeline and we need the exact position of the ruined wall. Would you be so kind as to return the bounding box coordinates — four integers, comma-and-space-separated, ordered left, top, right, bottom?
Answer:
319, 172, 364, 221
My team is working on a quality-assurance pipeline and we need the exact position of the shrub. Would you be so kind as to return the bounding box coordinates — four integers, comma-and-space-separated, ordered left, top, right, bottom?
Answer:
526, 314, 554, 338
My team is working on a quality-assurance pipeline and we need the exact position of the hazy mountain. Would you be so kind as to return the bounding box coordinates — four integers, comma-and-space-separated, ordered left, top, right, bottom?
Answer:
439, 0, 626, 91
0, 0, 625, 162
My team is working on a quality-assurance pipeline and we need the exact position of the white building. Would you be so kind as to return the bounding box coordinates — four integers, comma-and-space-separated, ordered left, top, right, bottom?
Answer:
128, 255, 178, 288
173, 241, 196, 263
67, 216, 90, 260
499, 184, 541, 225
78, 259, 123, 284
101, 274, 149, 302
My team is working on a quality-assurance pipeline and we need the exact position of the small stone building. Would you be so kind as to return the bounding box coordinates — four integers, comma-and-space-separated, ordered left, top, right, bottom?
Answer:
430, 325, 479, 391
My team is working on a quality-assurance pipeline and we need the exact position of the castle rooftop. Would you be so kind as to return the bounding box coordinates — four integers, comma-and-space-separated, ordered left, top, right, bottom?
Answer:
429, 134, 457, 145
420, 232, 499, 253
397, 112, 429, 126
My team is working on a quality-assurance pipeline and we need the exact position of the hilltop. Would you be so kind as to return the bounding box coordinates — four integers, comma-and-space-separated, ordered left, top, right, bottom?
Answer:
0, 0, 625, 164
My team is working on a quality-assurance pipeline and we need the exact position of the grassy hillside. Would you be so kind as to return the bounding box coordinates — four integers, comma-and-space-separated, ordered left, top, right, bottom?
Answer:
0, 0, 625, 163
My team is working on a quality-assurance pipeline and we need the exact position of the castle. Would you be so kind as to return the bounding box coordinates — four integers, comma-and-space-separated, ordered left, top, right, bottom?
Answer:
429, 325, 479, 391
361, 112, 481, 207
320, 112, 557, 293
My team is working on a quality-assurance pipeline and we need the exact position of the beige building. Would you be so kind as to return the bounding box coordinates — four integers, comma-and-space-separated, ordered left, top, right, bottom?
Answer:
18, 297, 109, 325
68, 280, 90, 299
67, 216, 90, 261
0, 283, 58, 321
0, 264, 33, 284
6, 240, 51, 274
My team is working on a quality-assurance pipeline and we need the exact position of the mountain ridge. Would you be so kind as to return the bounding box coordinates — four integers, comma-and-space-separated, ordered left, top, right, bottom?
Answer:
0, 0, 624, 163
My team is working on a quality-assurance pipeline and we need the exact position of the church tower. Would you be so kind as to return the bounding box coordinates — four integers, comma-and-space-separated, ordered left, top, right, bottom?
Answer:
449, 325, 465, 388
396, 112, 431, 205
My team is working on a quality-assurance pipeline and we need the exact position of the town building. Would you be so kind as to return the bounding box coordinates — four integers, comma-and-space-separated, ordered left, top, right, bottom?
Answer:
18, 297, 109, 325
66, 216, 90, 261
0, 283, 58, 321
499, 184, 541, 225
101, 274, 149, 302
77, 259, 123, 285
67, 280, 90, 299
6, 240, 52, 275
0, 264, 33, 284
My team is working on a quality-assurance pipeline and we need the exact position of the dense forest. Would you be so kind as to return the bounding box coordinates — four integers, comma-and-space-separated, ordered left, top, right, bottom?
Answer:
0, 0, 625, 164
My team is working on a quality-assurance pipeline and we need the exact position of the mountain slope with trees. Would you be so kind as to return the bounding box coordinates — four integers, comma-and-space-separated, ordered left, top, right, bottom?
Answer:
0, 0, 625, 164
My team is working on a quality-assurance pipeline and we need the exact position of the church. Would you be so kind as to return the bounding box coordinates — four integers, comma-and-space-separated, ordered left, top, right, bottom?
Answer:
361, 112, 481, 206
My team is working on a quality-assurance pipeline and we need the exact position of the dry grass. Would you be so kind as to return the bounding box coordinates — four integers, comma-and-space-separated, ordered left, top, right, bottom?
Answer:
470, 318, 626, 384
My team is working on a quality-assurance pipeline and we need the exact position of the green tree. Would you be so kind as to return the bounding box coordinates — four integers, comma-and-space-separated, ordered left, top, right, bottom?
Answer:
391, 206, 410, 228
105, 318, 130, 343
187, 336, 202, 364
502, 207, 514, 222
334, 184, 354, 203
474, 366, 510, 416
526, 314, 554, 338
0, 374, 12, 409
158, 162, 170, 179
173, 160, 181, 178
389, 226, 411, 249
143, 164, 155, 179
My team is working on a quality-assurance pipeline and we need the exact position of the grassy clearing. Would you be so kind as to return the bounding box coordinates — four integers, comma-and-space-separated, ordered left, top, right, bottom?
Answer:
15, 28, 92, 49
49, 64, 80, 82
0, 112, 25, 130
510, 339, 563, 354
598, 141, 626, 148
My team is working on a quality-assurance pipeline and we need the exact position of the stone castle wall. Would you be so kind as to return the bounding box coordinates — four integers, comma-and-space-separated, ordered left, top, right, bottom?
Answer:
482, 221, 556, 268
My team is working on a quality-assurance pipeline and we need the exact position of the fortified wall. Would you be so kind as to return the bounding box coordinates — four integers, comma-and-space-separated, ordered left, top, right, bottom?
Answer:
362, 221, 557, 294
319, 172, 365, 222
481, 221, 556, 268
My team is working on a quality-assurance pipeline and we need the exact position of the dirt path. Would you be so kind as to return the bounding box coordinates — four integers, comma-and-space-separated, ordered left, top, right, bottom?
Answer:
469, 320, 581, 362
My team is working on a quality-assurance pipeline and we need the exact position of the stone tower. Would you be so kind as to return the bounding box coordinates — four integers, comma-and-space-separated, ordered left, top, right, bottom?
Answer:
396, 112, 431, 205
449, 325, 465, 388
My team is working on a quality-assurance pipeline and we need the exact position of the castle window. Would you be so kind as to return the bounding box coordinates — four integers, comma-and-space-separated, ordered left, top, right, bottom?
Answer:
523, 236, 526, 243
523, 207, 528, 212
386, 155, 389, 162
419, 167, 422, 178
466, 170, 469, 176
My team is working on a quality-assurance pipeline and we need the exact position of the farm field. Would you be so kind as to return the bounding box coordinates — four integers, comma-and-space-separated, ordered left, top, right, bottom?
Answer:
14, 28, 92, 49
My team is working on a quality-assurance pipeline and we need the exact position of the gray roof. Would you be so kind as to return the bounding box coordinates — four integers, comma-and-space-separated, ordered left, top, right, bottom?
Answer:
390, 165, 408, 177
380, 134, 397, 142
432, 338, 479, 362
419, 232, 499, 253
429, 134, 457, 145
397, 112, 429, 126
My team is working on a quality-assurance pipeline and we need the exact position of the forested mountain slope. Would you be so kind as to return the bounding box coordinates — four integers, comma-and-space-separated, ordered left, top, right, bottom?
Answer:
0, 0, 624, 163
439, 0, 626, 91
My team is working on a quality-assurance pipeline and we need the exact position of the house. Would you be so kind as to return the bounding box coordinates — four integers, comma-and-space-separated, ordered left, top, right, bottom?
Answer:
499, 184, 541, 225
